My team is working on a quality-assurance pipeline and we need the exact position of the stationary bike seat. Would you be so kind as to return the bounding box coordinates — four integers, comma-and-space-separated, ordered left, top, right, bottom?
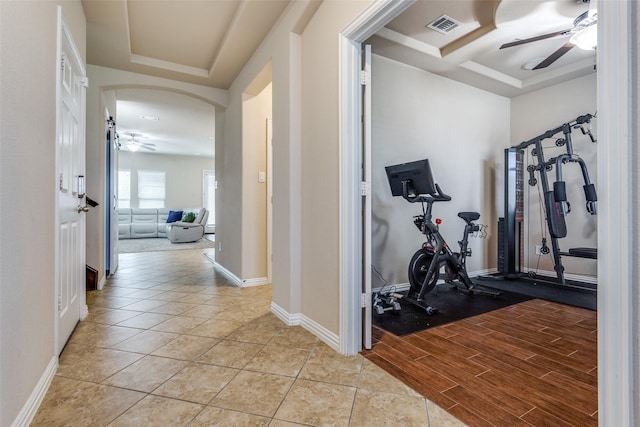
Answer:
458, 212, 480, 222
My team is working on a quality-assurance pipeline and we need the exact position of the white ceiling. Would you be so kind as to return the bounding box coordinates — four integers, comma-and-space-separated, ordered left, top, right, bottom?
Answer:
83, 0, 597, 156
83, 0, 293, 156
114, 88, 216, 157
367, 0, 597, 98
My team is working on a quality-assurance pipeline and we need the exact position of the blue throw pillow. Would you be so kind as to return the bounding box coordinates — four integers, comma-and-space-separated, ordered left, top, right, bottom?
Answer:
166, 210, 183, 223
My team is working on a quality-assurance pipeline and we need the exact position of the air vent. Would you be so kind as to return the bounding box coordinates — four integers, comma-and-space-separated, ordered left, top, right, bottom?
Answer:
426, 15, 462, 34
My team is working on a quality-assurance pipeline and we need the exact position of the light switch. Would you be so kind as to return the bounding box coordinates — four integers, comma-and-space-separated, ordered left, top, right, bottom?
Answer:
258, 171, 266, 183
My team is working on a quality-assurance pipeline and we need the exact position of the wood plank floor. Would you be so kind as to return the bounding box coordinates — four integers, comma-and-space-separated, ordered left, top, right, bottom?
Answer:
362, 298, 597, 427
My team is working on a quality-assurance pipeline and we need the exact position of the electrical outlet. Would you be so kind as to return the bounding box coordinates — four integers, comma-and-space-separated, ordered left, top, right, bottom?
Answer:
535, 245, 542, 255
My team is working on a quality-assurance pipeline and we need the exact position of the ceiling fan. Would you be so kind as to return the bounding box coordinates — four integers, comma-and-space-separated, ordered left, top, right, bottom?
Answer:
120, 132, 156, 152
499, 6, 597, 70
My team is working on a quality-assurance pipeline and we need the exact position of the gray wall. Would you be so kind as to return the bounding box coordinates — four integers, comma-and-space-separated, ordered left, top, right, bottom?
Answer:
370, 58, 597, 288
118, 151, 214, 209
371, 55, 511, 289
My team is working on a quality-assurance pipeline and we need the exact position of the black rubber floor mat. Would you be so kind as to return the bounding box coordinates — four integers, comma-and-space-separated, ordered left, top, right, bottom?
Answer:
372, 284, 532, 336
473, 275, 596, 311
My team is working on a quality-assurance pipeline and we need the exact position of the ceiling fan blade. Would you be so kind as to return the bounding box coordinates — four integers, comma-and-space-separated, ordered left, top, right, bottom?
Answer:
532, 42, 575, 69
499, 29, 572, 49
143, 146, 156, 151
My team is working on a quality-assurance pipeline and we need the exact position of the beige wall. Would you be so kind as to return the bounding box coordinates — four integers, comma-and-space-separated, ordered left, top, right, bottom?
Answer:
241, 84, 272, 280
511, 73, 597, 279
118, 152, 214, 209
217, 1, 323, 312
298, 1, 373, 334
216, 1, 372, 334
371, 55, 510, 288
0, 1, 85, 424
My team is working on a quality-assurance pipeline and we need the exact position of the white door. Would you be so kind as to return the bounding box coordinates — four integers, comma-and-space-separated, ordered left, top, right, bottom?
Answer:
56, 9, 87, 353
108, 125, 119, 275
362, 45, 372, 349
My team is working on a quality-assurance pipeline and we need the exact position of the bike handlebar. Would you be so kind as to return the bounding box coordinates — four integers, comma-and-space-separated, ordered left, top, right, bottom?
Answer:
402, 182, 451, 203
433, 183, 451, 202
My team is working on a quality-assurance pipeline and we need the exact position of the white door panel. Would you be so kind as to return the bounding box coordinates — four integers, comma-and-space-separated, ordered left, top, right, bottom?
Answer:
56, 9, 86, 352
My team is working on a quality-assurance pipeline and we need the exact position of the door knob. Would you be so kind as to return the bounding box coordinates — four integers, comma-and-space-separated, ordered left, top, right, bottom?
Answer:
77, 205, 90, 213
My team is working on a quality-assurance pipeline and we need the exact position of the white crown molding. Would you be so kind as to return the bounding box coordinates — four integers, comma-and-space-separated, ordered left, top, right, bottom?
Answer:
130, 54, 209, 78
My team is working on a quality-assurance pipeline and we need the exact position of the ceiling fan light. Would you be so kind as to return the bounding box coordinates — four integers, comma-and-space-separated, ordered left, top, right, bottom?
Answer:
570, 24, 597, 50
128, 144, 140, 152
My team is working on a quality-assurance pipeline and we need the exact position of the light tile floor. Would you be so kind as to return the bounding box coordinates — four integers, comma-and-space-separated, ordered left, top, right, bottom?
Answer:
33, 249, 466, 426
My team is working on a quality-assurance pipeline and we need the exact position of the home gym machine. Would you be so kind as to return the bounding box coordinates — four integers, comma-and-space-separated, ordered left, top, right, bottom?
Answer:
384, 159, 500, 316
500, 113, 597, 287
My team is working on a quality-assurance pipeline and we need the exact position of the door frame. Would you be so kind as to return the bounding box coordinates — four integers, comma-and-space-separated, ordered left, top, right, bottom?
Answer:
338, 0, 637, 424
338, 0, 414, 355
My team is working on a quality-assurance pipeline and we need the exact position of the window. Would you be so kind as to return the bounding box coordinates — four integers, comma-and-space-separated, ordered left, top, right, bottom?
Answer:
138, 170, 165, 208
117, 170, 131, 208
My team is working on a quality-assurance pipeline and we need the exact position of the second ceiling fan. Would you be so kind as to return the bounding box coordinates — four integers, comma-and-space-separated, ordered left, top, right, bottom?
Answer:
120, 132, 156, 152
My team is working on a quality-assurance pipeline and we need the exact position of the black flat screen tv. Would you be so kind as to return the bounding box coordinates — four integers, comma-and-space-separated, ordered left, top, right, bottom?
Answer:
385, 159, 437, 197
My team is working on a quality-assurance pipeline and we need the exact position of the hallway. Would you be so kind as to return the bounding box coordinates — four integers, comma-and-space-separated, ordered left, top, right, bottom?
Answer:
33, 249, 463, 426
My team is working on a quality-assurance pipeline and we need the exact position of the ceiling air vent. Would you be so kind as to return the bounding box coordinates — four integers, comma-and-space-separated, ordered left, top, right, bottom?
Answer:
426, 15, 462, 34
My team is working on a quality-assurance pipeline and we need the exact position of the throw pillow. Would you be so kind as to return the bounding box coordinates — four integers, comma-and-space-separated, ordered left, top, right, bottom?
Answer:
166, 210, 183, 223
182, 212, 196, 223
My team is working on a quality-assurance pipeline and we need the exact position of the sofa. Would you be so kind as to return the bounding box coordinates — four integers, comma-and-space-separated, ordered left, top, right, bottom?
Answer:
118, 208, 209, 243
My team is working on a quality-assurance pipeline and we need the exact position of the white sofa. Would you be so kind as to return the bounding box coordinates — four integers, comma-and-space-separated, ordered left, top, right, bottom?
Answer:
166, 209, 209, 243
118, 208, 208, 242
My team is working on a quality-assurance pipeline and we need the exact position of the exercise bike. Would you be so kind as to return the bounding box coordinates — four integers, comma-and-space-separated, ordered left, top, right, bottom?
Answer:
386, 159, 500, 314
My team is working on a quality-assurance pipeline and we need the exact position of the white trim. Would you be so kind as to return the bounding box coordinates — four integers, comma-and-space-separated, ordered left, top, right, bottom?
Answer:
97, 275, 106, 291
241, 277, 269, 287
54, 5, 63, 359
288, 31, 303, 317
130, 54, 209, 78
301, 314, 340, 353
597, 1, 638, 425
271, 302, 300, 326
211, 262, 268, 288
270, 303, 340, 352
212, 262, 243, 287
80, 304, 89, 321
11, 356, 57, 427
339, 0, 415, 355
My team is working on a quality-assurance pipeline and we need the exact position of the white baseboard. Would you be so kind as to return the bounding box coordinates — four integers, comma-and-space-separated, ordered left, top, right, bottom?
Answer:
212, 262, 242, 287
97, 275, 106, 290
11, 356, 57, 427
213, 263, 269, 288
270, 302, 341, 353
241, 277, 269, 287
271, 302, 301, 326
80, 304, 89, 321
